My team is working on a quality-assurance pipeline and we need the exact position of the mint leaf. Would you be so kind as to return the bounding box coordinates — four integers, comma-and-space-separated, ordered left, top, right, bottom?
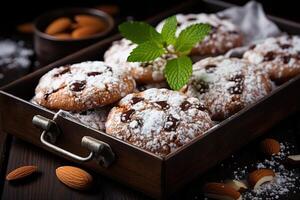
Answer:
175, 23, 211, 54
119, 21, 163, 44
161, 16, 177, 45
164, 56, 192, 90
127, 41, 165, 62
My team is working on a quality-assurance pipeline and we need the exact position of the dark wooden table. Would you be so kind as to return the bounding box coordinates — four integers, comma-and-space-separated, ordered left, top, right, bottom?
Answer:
0, 112, 300, 200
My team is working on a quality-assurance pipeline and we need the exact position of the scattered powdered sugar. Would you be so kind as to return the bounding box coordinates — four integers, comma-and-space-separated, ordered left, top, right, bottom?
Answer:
0, 39, 33, 80
231, 142, 299, 200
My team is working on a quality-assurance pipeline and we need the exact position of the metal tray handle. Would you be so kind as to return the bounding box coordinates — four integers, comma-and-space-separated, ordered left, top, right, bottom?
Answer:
32, 115, 115, 167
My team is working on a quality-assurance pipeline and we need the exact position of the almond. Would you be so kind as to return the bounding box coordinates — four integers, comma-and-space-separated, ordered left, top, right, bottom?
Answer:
71, 26, 102, 39
74, 15, 105, 31
95, 4, 120, 16
225, 179, 248, 192
45, 17, 72, 35
260, 138, 280, 156
248, 169, 275, 189
203, 182, 242, 200
6, 165, 38, 181
56, 166, 93, 190
53, 33, 72, 40
286, 154, 300, 166
16, 22, 34, 34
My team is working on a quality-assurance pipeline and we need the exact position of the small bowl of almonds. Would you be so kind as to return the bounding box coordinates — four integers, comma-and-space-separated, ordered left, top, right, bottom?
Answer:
34, 8, 114, 65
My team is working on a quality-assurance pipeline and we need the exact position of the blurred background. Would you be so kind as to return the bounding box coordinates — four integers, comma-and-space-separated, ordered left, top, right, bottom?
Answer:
0, 0, 298, 86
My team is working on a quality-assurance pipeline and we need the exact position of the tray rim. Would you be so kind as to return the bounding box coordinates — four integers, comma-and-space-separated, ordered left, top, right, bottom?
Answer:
2, 0, 300, 161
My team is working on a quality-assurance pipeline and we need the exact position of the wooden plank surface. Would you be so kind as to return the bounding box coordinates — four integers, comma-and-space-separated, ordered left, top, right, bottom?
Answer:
0, 113, 299, 200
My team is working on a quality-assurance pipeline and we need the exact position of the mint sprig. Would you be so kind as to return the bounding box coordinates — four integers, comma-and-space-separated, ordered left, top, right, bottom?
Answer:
118, 21, 163, 44
164, 56, 192, 90
128, 41, 165, 62
161, 16, 177, 45
175, 23, 211, 54
118, 16, 211, 90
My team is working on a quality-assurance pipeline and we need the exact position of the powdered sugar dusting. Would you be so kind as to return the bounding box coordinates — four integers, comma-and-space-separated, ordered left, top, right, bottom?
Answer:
244, 35, 300, 81
106, 88, 213, 156
104, 39, 175, 83
34, 61, 135, 110
185, 56, 272, 120
156, 13, 243, 55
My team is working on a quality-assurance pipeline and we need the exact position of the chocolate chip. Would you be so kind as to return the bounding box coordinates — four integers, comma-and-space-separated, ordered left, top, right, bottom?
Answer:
280, 44, 292, 49
228, 74, 244, 95
43, 88, 60, 100
121, 109, 135, 123
180, 101, 191, 111
228, 84, 243, 94
193, 80, 209, 94
161, 144, 171, 155
69, 81, 86, 92
140, 62, 150, 68
205, 64, 217, 73
53, 66, 70, 77
264, 52, 276, 61
164, 115, 179, 132
187, 17, 197, 21
131, 97, 144, 104
87, 72, 102, 76
228, 74, 244, 82
218, 15, 229, 20
105, 66, 113, 72
210, 26, 218, 34
195, 103, 206, 111
249, 44, 256, 50
229, 30, 238, 34
80, 111, 88, 115
155, 101, 170, 110
282, 55, 291, 64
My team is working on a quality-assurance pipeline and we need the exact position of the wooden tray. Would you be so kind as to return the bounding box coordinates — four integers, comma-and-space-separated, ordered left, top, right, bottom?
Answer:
1, 0, 300, 198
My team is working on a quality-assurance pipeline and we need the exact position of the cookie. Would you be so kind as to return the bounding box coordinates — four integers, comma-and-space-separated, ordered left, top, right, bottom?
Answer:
183, 56, 272, 121
33, 61, 136, 111
156, 13, 243, 56
136, 81, 169, 92
105, 88, 213, 156
243, 35, 300, 83
63, 107, 110, 131
104, 39, 176, 84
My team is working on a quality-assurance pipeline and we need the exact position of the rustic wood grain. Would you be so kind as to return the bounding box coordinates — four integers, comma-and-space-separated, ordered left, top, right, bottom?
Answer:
1, 113, 300, 200
1, 138, 149, 200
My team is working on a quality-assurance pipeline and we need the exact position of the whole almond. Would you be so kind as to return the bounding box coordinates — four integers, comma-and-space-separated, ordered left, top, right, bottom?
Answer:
6, 165, 38, 181
53, 33, 72, 40
203, 182, 242, 200
71, 26, 102, 39
16, 22, 34, 34
286, 154, 300, 166
45, 17, 72, 35
248, 168, 275, 189
260, 138, 280, 156
95, 5, 119, 16
74, 15, 105, 31
225, 179, 248, 193
56, 166, 93, 190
